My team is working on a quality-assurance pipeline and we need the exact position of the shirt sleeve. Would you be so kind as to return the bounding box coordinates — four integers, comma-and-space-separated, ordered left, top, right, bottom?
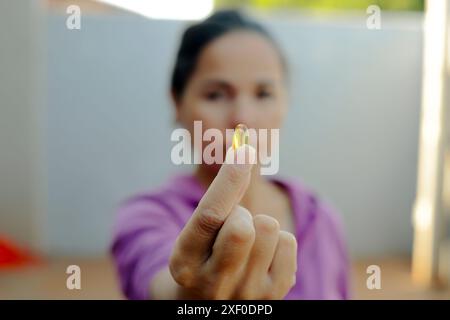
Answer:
320, 202, 351, 300
110, 196, 181, 300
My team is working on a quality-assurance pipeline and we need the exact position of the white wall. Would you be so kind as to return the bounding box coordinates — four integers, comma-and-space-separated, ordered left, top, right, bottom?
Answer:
0, 0, 47, 252
44, 12, 423, 257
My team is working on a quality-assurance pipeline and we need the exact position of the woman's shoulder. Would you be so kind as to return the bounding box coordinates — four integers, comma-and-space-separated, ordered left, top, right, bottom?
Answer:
120, 174, 202, 208
113, 174, 204, 232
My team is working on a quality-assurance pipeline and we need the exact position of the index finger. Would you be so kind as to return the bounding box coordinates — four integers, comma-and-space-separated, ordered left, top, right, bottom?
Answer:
175, 144, 256, 264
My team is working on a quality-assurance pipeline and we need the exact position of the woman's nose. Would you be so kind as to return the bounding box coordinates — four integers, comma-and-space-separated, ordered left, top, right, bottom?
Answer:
229, 96, 255, 128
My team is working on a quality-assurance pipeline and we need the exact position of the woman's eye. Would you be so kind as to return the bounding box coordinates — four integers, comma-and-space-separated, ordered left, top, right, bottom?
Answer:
256, 90, 273, 99
205, 91, 226, 101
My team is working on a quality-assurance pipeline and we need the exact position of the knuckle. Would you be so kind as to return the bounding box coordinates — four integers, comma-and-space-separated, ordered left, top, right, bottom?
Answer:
227, 218, 255, 245
210, 248, 247, 274
195, 207, 225, 237
253, 214, 280, 235
278, 231, 297, 250
234, 205, 251, 217
169, 259, 195, 288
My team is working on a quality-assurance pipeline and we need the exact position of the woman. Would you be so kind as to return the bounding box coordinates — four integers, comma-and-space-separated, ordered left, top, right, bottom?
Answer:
111, 9, 349, 300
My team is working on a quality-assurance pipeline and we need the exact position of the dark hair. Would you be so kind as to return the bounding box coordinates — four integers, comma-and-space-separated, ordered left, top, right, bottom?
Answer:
170, 9, 287, 102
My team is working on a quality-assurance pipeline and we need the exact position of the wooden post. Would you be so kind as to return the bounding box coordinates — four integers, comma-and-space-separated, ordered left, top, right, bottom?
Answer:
412, 0, 450, 287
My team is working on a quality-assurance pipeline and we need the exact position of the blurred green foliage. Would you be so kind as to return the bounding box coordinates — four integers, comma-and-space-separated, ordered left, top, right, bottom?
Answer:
215, 0, 425, 12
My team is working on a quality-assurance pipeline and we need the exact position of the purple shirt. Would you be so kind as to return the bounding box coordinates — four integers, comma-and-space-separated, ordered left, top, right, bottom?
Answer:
111, 174, 350, 300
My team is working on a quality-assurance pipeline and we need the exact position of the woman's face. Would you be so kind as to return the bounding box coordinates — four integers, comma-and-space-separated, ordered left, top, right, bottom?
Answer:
174, 30, 288, 171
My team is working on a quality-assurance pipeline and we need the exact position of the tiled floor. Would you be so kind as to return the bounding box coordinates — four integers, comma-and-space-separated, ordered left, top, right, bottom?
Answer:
1, 256, 449, 299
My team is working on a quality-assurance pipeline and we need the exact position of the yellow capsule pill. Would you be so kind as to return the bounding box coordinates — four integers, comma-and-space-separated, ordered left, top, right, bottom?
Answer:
232, 124, 249, 150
